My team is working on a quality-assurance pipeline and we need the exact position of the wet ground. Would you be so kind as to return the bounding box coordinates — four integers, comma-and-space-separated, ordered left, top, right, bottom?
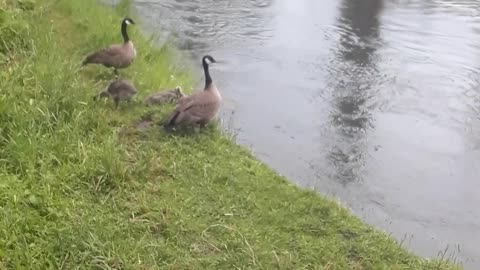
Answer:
133, 0, 480, 268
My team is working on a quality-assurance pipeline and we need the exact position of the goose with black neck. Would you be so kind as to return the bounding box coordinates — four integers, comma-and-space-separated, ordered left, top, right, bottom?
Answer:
164, 55, 222, 130
82, 17, 137, 77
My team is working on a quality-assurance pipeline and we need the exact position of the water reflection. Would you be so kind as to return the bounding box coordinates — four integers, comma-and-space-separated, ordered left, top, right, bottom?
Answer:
133, 0, 480, 268
395, 0, 480, 17
134, 0, 273, 55
327, 0, 383, 184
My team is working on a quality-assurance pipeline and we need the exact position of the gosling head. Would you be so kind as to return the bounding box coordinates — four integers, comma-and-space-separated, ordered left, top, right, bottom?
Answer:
93, 91, 110, 101
174, 86, 185, 98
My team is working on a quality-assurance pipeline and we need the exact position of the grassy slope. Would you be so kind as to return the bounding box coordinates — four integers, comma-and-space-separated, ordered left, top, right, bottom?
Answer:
0, 0, 460, 269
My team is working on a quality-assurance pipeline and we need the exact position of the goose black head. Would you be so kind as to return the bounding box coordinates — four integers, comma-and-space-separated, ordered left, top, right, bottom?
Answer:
121, 18, 135, 42
202, 55, 216, 66
123, 17, 135, 25
202, 55, 216, 89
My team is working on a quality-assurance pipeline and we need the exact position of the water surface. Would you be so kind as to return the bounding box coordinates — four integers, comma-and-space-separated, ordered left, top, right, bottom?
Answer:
133, 0, 480, 268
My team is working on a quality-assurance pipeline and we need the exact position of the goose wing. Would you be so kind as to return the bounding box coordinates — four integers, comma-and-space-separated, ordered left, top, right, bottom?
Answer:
82, 44, 125, 67
165, 91, 220, 126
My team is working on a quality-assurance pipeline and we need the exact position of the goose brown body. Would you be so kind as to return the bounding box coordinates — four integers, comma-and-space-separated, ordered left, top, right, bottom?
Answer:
82, 18, 136, 74
82, 41, 136, 69
164, 55, 221, 128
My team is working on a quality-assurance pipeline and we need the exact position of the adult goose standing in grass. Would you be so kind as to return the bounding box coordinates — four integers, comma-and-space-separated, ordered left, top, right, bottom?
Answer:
82, 17, 136, 76
94, 79, 138, 109
164, 55, 221, 130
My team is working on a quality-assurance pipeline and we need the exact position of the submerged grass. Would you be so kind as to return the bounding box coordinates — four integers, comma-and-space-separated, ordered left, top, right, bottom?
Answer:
0, 0, 461, 269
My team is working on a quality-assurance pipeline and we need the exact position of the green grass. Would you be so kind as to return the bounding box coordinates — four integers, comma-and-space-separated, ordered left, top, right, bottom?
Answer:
0, 0, 461, 269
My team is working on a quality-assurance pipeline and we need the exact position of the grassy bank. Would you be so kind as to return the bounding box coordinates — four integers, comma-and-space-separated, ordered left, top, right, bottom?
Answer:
0, 0, 460, 269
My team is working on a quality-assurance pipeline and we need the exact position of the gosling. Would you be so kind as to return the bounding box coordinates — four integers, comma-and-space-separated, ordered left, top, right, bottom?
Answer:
94, 79, 138, 109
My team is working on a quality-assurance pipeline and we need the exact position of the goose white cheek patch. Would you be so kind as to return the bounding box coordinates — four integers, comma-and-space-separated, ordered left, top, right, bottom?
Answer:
204, 58, 212, 64
126, 20, 132, 25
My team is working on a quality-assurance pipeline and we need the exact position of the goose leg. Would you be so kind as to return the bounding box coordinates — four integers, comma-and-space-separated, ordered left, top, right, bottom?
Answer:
114, 97, 120, 109
199, 121, 207, 129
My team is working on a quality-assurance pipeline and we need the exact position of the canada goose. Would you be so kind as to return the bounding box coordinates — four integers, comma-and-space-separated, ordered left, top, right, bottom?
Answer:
144, 86, 185, 106
94, 79, 138, 109
82, 18, 136, 76
164, 55, 221, 129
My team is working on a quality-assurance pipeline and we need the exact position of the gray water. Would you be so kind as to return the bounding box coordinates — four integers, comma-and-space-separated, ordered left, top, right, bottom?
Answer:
133, 0, 480, 268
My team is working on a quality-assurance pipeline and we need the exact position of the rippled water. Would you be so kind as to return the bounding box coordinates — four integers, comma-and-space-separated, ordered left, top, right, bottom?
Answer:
133, 0, 480, 268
